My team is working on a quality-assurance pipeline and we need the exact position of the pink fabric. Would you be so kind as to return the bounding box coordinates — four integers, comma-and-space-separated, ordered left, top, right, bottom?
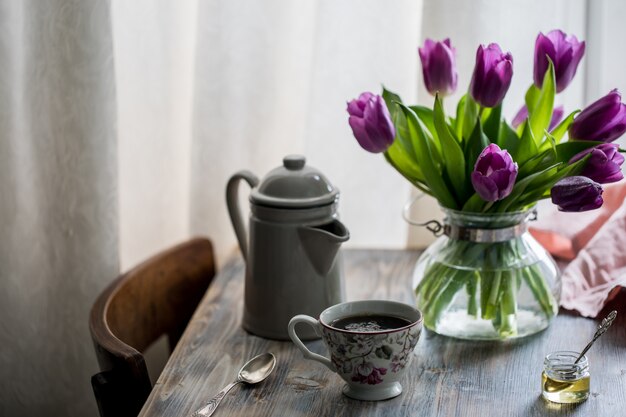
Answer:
529, 182, 626, 318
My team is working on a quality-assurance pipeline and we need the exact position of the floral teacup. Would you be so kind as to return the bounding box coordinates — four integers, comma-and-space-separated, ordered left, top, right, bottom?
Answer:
287, 300, 422, 400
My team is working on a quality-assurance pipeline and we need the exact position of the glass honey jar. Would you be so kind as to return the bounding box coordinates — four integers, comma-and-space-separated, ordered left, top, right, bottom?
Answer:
542, 351, 590, 404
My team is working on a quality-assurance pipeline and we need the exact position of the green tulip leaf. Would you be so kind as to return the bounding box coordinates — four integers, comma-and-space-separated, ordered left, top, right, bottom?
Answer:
410, 105, 443, 165
549, 110, 580, 143
382, 86, 403, 108
464, 118, 490, 180
513, 121, 538, 166
382, 88, 417, 164
409, 106, 436, 138
483, 103, 502, 143
391, 112, 417, 163
454, 94, 466, 141
494, 162, 562, 212
379, 87, 436, 197
385, 141, 424, 181
519, 138, 602, 179
543, 132, 558, 157
398, 103, 458, 209
496, 121, 520, 155
382, 88, 432, 185
552, 140, 604, 164
513, 156, 590, 208
434, 95, 467, 203
383, 87, 444, 169
462, 192, 488, 212
382, 87, 405, 140
528, 59, 556, 144
524, 84, 540, 114
384, 142, 436, 197
461, 95, 479, 142
518, 148, 554, 179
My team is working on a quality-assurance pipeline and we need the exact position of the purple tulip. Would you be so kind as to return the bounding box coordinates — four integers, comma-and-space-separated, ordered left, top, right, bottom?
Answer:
471, 144, 518, 201
469, 43, 513, 108
551, 176, 604, 212
418, 38, 458, 97
534, 30, 585, 93
511, 105, 564, 130
570, 143, 625, 184
568, 89, 626, 142
347, 92, 396, 153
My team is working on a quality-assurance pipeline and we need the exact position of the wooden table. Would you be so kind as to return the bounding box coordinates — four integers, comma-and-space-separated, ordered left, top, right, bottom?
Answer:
139, 250, 625, 417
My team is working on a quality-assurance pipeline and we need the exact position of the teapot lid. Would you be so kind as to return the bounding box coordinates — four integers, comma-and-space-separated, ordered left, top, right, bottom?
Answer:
250, 155, 339, 208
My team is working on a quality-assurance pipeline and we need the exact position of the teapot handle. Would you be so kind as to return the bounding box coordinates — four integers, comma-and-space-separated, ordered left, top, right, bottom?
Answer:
226, 170, 259, 261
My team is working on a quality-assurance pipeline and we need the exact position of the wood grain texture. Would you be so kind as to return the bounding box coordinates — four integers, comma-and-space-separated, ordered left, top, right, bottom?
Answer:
139, 249, 626, 417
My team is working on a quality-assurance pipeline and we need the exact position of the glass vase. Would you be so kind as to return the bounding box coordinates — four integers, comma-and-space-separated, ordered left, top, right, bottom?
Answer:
413, 208, 560, 340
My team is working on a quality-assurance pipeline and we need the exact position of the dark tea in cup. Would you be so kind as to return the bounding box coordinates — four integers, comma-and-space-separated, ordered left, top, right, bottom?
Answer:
329, 314, 413, 332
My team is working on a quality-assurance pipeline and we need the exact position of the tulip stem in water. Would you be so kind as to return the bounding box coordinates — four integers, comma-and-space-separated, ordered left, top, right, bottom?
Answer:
415, 235, 557, 339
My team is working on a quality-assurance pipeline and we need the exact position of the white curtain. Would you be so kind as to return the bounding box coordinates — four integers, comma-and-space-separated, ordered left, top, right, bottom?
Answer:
0, 1, 118, 415
1, 1, 625, 415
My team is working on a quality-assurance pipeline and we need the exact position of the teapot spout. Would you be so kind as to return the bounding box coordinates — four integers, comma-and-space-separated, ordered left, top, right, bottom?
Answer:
298, 220, 350, 276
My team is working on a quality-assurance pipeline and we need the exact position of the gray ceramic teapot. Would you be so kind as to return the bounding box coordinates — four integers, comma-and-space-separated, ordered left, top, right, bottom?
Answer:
226, 155, 349, 340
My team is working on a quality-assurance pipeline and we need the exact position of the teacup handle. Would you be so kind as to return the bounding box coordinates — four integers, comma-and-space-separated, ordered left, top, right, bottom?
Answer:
288, 315, 333, 371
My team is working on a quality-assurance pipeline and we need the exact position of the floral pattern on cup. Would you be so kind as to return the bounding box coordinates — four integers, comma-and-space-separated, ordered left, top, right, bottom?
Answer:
322, 325, 421, 385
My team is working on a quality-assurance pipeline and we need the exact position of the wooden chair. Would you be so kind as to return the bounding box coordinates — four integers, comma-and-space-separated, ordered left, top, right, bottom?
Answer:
90, 237, 217, 417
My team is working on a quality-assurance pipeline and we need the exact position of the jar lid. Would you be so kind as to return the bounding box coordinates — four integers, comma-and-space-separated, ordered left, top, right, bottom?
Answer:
250, 155, 339, 208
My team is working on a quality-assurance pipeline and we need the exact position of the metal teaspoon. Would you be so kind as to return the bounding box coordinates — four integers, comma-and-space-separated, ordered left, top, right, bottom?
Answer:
192, 352, 277, 417
575, 310, 617, 363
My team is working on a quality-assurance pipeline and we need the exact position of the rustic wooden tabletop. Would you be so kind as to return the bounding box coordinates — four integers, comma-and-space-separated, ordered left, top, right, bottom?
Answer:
139, 249, 625, 417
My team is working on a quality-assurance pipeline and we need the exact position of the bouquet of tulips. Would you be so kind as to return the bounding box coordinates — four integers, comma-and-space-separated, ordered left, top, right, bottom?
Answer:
347, 30, 626, 338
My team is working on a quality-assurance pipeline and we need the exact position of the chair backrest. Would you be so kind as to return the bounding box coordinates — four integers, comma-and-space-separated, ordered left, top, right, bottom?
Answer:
89, 237, 216, 417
